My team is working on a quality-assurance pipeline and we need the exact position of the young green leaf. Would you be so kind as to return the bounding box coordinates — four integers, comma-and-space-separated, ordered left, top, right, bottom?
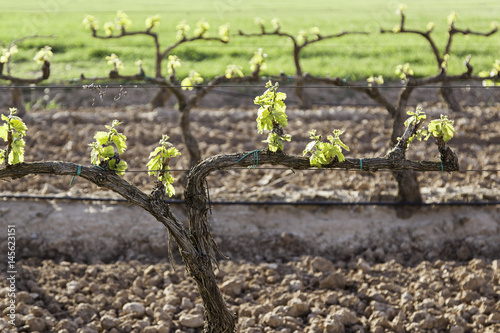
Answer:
0, 107, 28, 166
427, 115, 456, 142
194, 19, 210, 38
304, 129, 349, 168
254, 81, 291, 152
88, 120, 127, 174
145, 15, 161, 29
219, 23, 230, 42
181, 70, 203, 90
147, 135, 181, 197
176, 20, 190, 40
83, 15, 99, 30
33, 46, 53, 64
225, 64, 244, 79
249, 48, 267, 72
106, 53, 124, 71
115, 10, 132, 30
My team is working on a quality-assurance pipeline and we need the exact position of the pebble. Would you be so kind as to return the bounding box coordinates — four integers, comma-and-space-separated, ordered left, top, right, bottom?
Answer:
4, 255, 499, 332
178, 313, 204, 328
122, 302, 146, 318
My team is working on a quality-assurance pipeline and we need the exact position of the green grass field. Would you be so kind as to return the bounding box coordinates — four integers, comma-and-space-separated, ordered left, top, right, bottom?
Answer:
0, 0, 499, 83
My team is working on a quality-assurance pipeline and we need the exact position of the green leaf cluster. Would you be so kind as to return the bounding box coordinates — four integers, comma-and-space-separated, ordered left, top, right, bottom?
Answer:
225, 64, 243, 79
1, 45, 18, 64
106, 53, 124, 71
479, 60, 500, 87
395, 63, 414, 80
249, 48, 267, 72
145, 15, 161, 30
167, 55, 181, 75
219, 23, 230, 42
147, 135, 181, 197
366, 75, 384, 86
255, 81, 290, 152
296, 26, 321, 45
194, 19, 210, 38
0, 108, 27, 165
264, 132, 291, 153
303, 129, 350, 168
181, 70, 204, 90
89, 120, 128, 175
427, 115, 455, 142
404, 108, 456, 144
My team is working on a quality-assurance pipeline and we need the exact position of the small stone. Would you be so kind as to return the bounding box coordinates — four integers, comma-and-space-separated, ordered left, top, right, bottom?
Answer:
143, 326, 158, 333
324, 315, 344, 333
180, 297, 194, 310
492, 259, 500, 271
461, 274, 484, 291
319, 272, 346, 290
17, 291, 34, 304
100, 315, 118, 330
179, 313, 204, 328
488, 312, 500, 323
400, 292, 413, 305
74, 303, 96, 323
56, 318, 78, 331
28, 306, 44, 317
123, 302, 145, 318
334, 308, 360, 326
450, 326, 465, 333
356, 258, 371, 273
157, 323, 171, 333
262, 313, 284, 328
26, 316, 46, 332
310, 256, 334, 272
286, 298, 309, 317
144, 265, 157, 276
289, 279, 303, 292
221, 278, 245, 297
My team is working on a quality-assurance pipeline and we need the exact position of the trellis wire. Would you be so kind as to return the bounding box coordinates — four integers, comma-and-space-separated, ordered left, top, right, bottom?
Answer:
1, 167, 500, 176
0, 84, 499, 90
1, 194, 499, 207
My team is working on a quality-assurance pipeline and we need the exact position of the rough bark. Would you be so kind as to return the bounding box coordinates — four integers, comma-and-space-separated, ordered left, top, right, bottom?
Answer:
440, 81, 463, 112
148, 87, 172, 110
10, 87, 26, 118
295, 79, 312, 110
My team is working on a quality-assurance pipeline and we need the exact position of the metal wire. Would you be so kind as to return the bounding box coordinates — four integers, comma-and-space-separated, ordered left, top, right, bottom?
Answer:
1, 167, 499, 175
1, 194, 498, 207
0, 84, 499, 90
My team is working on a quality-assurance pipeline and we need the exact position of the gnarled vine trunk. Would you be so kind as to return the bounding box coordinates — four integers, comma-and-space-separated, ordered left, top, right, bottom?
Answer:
440, 80, 462, 112
148, 87, 172, 110
11, 87, 26, 118
389, 100, 423, 215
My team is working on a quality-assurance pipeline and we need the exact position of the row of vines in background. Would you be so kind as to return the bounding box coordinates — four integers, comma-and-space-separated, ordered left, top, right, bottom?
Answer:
0, 5, 499, 204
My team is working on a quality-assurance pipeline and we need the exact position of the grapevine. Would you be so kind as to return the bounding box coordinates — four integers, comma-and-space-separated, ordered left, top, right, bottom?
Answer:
89, 120, 128, 175
0, 108, 27, 165
255, 81, 291, 152
303, 129, 350, 168
147, 135, 181, 197
404, 107, 456, 144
